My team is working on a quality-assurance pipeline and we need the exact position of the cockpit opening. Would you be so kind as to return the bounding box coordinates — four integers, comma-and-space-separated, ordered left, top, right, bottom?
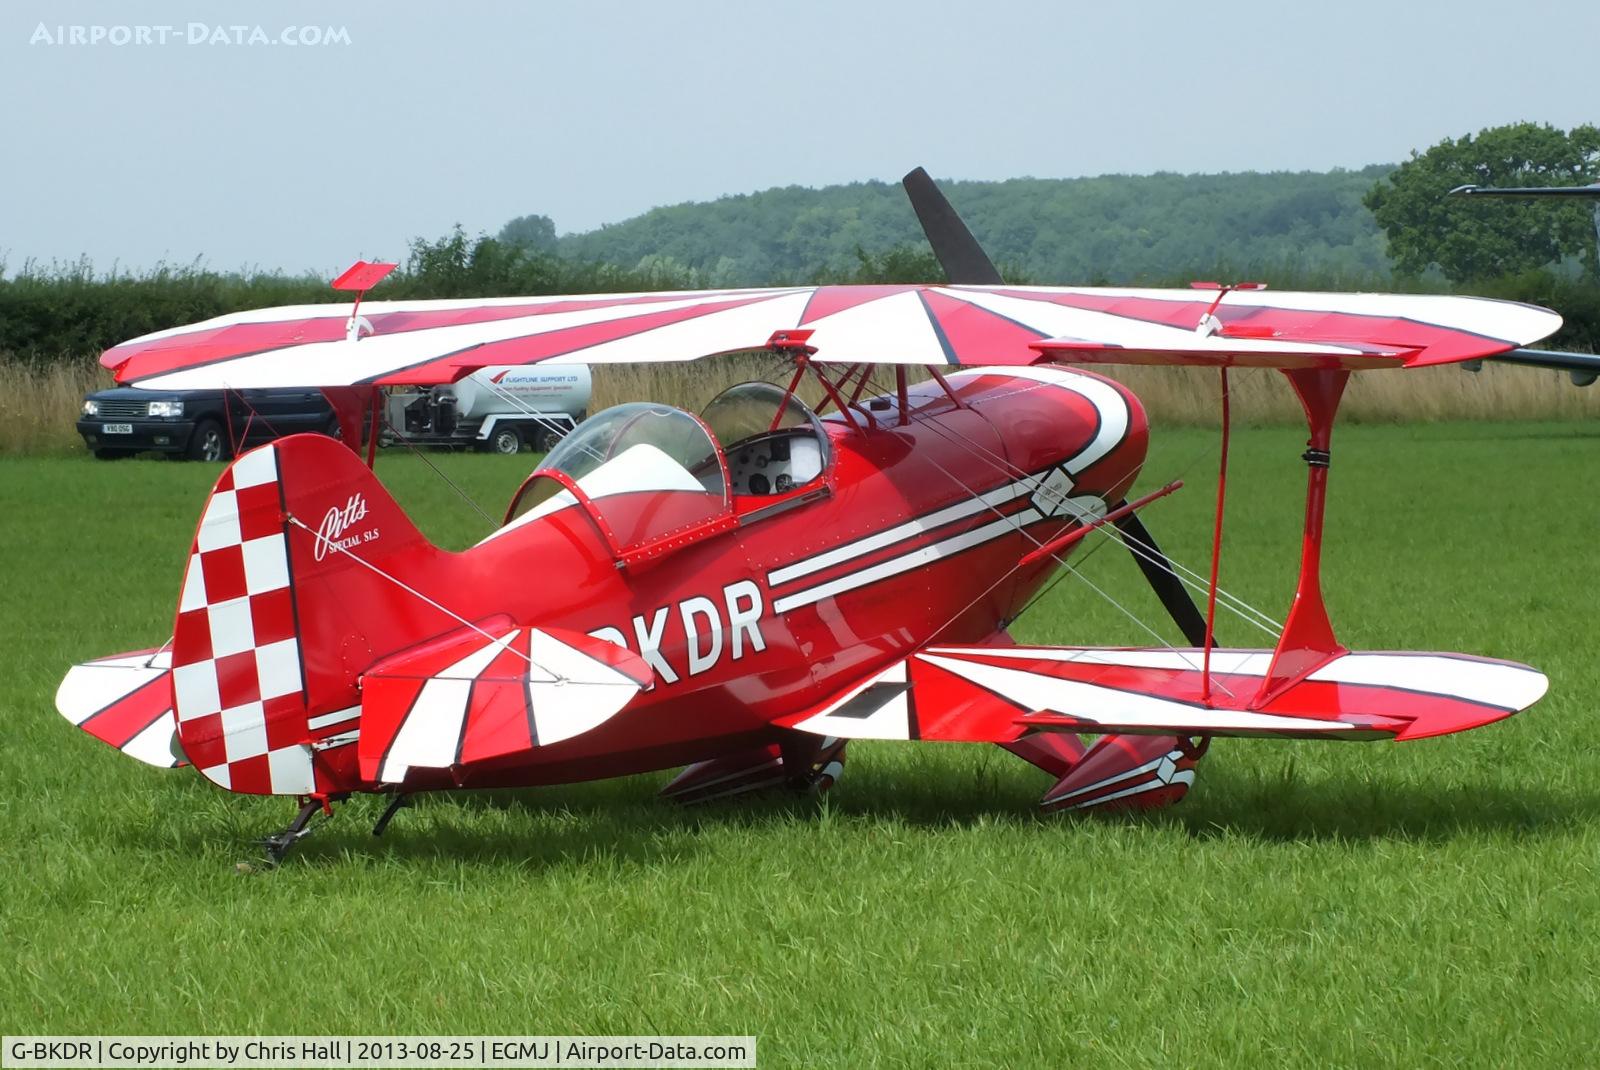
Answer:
503, 402, 726, 531
700, 381, 829, 497
496, 385, 832, 559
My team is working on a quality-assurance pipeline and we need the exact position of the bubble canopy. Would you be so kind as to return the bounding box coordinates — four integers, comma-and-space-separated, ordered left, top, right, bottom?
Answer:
500, 386, 831, 562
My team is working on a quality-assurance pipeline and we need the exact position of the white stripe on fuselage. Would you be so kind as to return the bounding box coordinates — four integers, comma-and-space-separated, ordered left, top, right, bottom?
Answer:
767, 472, 1045, 586
768, 364, 1130, 594
772, 507, 1045, 614
946, 364, 1131, 476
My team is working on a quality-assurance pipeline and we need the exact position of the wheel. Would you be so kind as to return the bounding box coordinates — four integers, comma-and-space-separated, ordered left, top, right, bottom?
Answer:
322, 415, 343, 440
538, 427, 565, 452
92, 448, 132, 460
185, 419, 229, 462
491, 426, 523, 455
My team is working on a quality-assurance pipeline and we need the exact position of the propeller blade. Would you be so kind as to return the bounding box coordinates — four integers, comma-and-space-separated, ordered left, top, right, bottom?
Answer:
899, 167, 1210, 645
1112, 510, 1211, 647
901, 167, 1003, 285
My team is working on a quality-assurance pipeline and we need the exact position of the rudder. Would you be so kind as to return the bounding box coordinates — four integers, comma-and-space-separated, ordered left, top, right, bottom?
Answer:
170, 434, 442, 795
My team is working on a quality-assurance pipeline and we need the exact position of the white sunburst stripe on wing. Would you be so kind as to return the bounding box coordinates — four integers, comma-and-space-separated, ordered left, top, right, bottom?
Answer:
927, 647, 1548, 711
915, 653, 1351, 735
538, 289, 815, 366
952, 285, 1559, 343
1308, 653, 1547, 711
790, 661, 912, 740
134, 289, 811, 390
936, 647, 1280, 675
1013, 285, 1563, 350
935, 288, 1362, 356
802, 288, 953, 365
115, 287, 802, 348
1185, 287, 1557, 342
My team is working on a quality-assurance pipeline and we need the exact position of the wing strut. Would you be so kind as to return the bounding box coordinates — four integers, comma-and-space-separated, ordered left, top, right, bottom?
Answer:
1202, 369, 1232, 700
1251, 367, 1351, 706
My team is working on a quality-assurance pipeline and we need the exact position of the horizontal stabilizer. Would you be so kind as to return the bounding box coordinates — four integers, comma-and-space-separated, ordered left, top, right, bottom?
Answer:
358, 625, 651, 784
55, 648, 184, 768
781, 646, 1546, 744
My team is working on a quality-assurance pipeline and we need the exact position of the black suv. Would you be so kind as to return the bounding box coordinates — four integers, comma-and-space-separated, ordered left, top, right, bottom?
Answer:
78, 386, 337, 460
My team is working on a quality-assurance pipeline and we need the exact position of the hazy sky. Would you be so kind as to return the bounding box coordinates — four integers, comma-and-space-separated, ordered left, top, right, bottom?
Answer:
3, 0, 1596, 274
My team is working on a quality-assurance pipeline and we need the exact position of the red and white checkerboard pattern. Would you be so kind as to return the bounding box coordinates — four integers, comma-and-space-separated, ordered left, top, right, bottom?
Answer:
171, 445, 317, 795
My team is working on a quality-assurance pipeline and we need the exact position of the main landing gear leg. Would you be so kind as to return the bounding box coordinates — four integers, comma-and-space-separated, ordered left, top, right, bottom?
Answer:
778, 733, 847, 796
258, 795, 341, 865
372, 793, 412, 838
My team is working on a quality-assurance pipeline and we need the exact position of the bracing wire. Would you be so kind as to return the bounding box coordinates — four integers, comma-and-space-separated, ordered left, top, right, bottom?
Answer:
848, 366, 1277, 654
849, 369, 1236, 694
284, 514, 541, 670
383, 425, 498, 525
850, 366, 1282, 638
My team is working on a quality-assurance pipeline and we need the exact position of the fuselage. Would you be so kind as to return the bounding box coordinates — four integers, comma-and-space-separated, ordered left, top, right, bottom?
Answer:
422, 366, 1145, 787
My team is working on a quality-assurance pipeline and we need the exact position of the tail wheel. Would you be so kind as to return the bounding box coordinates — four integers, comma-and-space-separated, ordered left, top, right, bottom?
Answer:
185, 419, 229, 462
491, 426, 523, 455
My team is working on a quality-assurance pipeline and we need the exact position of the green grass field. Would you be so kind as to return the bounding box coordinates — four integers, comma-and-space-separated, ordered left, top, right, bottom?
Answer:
4, 424, 1598, 1066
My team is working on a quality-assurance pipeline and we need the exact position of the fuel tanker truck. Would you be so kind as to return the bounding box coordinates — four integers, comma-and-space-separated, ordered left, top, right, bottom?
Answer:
382, 365, 591, 454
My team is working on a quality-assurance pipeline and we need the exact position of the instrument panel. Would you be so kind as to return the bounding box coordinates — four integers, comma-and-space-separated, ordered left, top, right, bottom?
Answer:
727, 430, 824, 496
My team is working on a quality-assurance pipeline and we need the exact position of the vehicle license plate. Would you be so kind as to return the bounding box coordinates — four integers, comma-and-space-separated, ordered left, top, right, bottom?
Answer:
102, 423, 134, 434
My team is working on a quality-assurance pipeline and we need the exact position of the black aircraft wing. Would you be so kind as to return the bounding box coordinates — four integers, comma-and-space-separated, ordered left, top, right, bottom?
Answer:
1450, 184, 1600, 198
1449, 184, 1599, 382
1470, 348, 1600, 386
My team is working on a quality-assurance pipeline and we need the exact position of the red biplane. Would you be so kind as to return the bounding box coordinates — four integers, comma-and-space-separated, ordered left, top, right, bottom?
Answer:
57, 173, 1562, 859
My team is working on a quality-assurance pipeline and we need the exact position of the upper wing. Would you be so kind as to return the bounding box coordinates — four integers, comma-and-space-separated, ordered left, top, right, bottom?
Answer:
1450, 184, 1600, 198
105, 284, 1563, 389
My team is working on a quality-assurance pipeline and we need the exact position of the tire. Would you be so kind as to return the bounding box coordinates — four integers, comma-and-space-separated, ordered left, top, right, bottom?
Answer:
185, 419, 229, 462
491, 426, 523, 455
322, 415, 343, 440
538, 428, 565, 452
93, 448, 132, 460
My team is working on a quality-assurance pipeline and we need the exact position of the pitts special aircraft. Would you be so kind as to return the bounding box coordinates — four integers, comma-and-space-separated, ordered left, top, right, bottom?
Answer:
57, 171, 1562, 860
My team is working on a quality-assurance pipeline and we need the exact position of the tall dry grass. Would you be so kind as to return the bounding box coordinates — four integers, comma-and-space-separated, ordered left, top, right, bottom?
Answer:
591, 355, 1600, 426
1, 357, 112, 456
588, 353, 800, 413
1104, 361, 1600, 425
8, 353, 1598, 460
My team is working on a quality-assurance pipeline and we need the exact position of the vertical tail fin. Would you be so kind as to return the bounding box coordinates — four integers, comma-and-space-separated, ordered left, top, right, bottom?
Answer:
170, 434, 443, 795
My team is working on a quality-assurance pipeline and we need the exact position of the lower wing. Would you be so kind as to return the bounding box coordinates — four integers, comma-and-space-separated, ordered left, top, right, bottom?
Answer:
778, 645, 1547, 744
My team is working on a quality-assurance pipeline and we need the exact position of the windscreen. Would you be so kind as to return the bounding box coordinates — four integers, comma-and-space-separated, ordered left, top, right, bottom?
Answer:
504, 403, 729, 552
